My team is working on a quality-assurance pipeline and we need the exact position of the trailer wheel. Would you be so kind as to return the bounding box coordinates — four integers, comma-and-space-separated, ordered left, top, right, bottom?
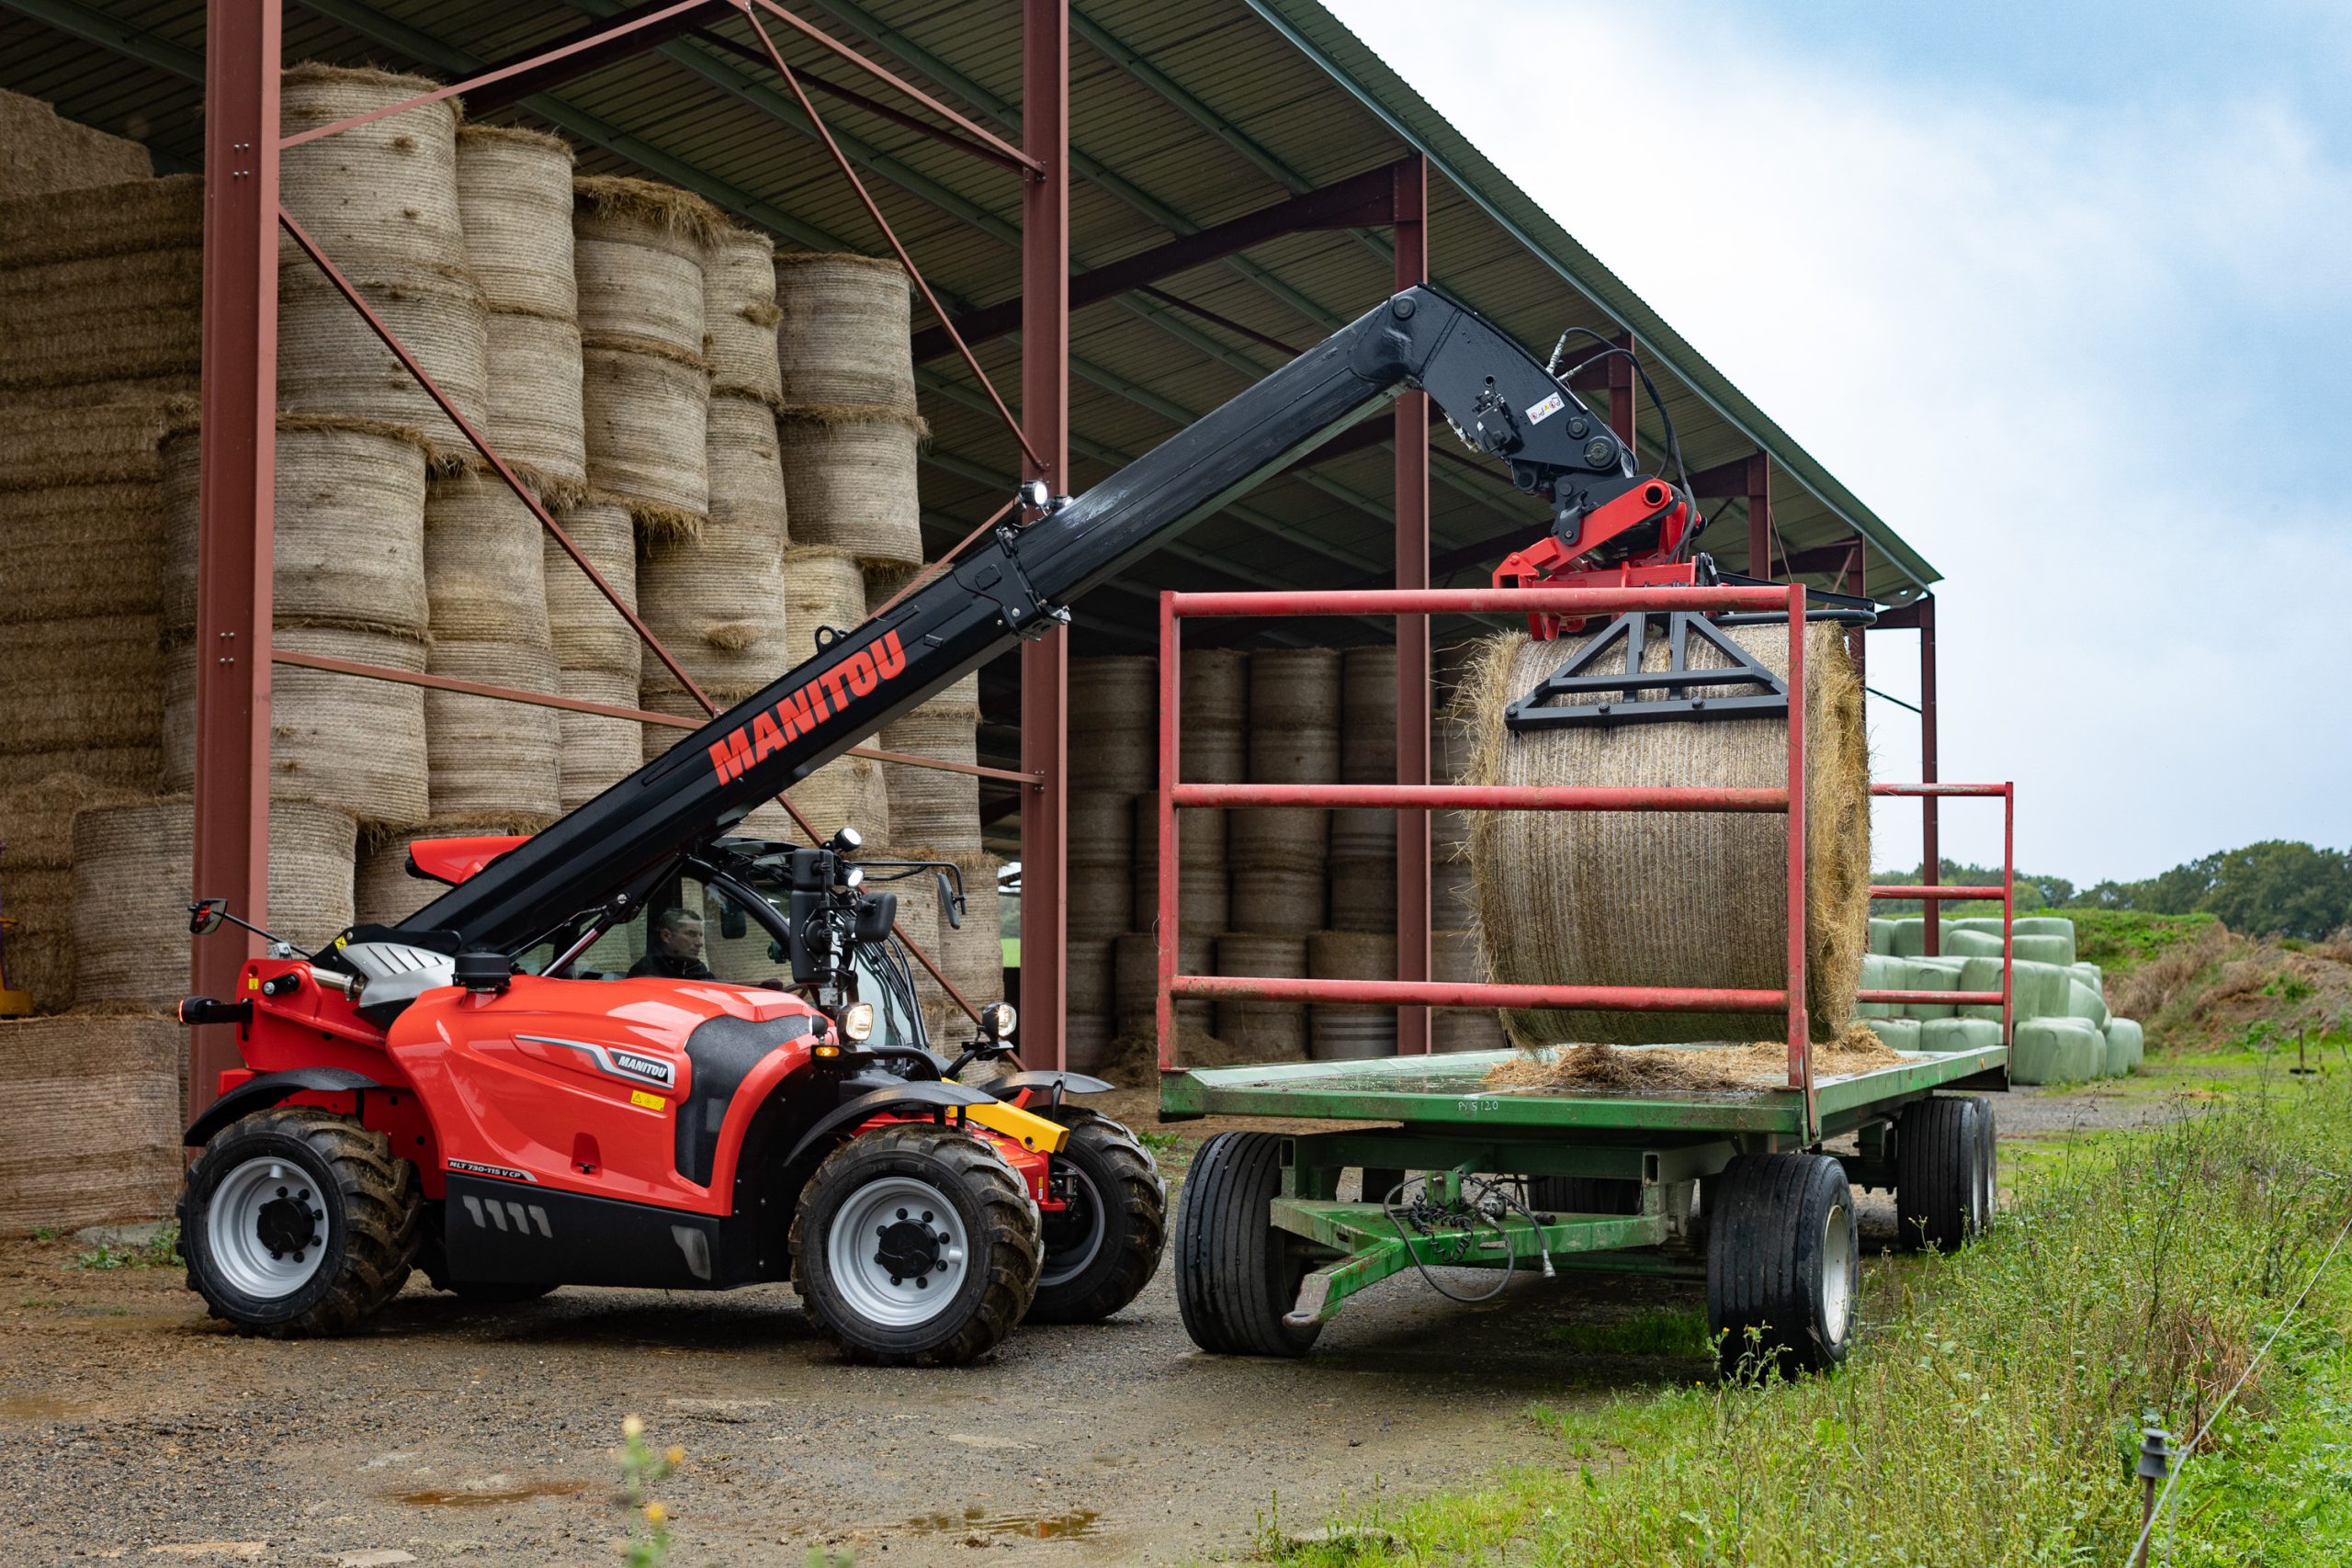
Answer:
1706, 1152, 1859, 1380
1175, 1132, 1321, 1357
791, 1123, 1040, 1365
1894, 1096, 1995, 1253
1024, 1107, 1166, 1325
179, 1106, 421, 1337
1526, 1175, 1641, 1215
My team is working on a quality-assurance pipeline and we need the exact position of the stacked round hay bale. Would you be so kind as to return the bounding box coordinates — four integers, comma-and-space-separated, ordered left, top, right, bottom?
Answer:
1215, 932, 1310, 1061
866, 561, 984, 859
455, 123, 585, 505
0, 174, 204, 406
541, 493, 643, 807
1329, 644, 1398, 929
276, 65, 487, 464
0, 1013, 183, 1231
774, 253, 924, 572
938, 854, 1007, 1038
1308, 931, 1397, 1060
1230, 649, 1338, 933
0, 773, 143, 1011
1062, 657, 1157, 1066
1430, 641, 1505, 1052
71, 797, 356, 1009
1461, 623, 1871, 1049
1132, 795, 1227, 938
1114, 930, 1216, 1038
737, 545, 885, 842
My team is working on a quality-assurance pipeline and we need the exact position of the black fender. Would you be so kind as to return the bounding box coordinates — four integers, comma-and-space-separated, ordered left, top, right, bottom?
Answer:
779, 1080, 1001, 1174
986, 1069, 1114, 1103
184, 1067, 384, 1147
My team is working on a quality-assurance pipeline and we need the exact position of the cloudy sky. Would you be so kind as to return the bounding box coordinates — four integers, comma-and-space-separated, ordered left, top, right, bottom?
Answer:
1331, 0, 2351, 885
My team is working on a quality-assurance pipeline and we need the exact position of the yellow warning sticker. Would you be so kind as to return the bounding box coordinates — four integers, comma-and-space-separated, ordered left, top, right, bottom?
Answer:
630, 1090, 667, 1111
246, 976, 260, 990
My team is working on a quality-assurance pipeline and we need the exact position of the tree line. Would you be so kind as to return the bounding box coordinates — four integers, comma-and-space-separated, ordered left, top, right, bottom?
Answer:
1877, 841, 2352, 941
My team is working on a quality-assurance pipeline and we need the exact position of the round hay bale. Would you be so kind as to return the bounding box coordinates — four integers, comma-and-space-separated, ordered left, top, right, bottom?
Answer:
356, 815, 551, 928
1180, 648, 1248, 784
0, 614, 161, 762
1115, 930, 1215, 1036
481, 310, 586, 500
1063, 935, 1118, 1074
425, 638, 562, 821
0, 174, 200, 268
943, 853, 1004, 1017
266, 625, 431, 829
424, 468, 551, 641
1308, 931, 1396, 1060
705, 225, 782, 403
0, 773, 143, 872
1462, 622, 1869, 1046
1067, 656, 1157, 794
1250, 648, 1340, 783
0, 250, 203, 393
862, 558, 921, 615
1340, 645, 1396, 784
1328, 807, 1396, 932
1430, 928, 1508, 1054
0, 1013, 185, 1229
551, 666, 643, 810
580, 338, 710, 536
774, 405, 924, 568
161, 416, 432, 637
1213, 932, 1309, 1061
637, 396, 786, 688
277, 260, 488, 460
0, 864, 73, 1012
0, 397, 176, 490
0, 481, 161, 623
1226, 807, 1325, 932
279, 63, 464, 274
781, 543, 866, 656
453, 123, 576, 317
877, 675, 981, 857
788, 753, 887, 842
543, 495, 641, 677
71, 795, 356, 1008
1067, 789, 1134, 941
773, 252, 915, 410
1131, 797, 1228, 934
572, 175, 718, 359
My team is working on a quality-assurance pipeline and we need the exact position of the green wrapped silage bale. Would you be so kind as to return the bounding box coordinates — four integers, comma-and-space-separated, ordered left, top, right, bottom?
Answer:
1958, 956, 2073, 1022
1945, 927, 2006, 958
2066, 977, 2110, 1029
1869, 918, 1898, 955
1890, 916, 1928, 958
1855, 952, 1903, 1018
2013, 932, 2075, 965
2010, 1016, 2104, 1084
1899, 955, 1964, 1020
2070, 961, 2104, 994
1919, 1016, 2001, 1054
1866, 1016, 1922, 1053
1947, 916, 2003, 936
2102, 1016, 2144, 1076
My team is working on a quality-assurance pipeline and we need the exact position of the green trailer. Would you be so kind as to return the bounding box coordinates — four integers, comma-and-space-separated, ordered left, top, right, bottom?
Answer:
1158, 1041, 2006, 1376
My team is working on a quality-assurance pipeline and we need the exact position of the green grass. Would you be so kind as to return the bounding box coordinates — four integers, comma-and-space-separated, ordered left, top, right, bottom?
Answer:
68, 1222, 179, 1272
1546, 1307, 1712, 1359
1256, 1072, 2352, 1566
2058, 908, 2224, 972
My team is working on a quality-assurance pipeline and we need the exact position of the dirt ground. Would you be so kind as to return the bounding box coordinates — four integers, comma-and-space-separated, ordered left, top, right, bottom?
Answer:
7, 1078, 2193, 1567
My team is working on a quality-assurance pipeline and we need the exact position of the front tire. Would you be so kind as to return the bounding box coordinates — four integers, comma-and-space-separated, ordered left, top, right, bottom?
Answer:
1174, 1132, 1322, 1357
790, 1123, 1040, 1365
179, 1106, 421, 1337
1025, 1107, 1166, 1325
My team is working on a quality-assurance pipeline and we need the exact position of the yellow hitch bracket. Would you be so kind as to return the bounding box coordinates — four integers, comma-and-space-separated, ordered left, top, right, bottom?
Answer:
961, 1097, 1069, 1155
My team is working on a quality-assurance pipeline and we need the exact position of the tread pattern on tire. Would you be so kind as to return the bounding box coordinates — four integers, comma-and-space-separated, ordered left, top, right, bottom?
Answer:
181, 1106, 421, 1338
788, 1122, 1040, 1366
1894, 1096, 1987, 1253
1024, 1107, 1167, 1325
1706, 1152, 1853, 1379
1174, 1132, 1321, 1358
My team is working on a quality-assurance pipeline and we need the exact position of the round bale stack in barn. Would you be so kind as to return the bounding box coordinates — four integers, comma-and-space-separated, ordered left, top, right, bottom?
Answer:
1230, 648, 1338, 933
455, 123, 586, 503
774, 253, 924, 572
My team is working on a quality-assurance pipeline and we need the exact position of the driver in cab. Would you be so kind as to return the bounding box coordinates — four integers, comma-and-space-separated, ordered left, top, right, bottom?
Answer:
629, 905, 713, 980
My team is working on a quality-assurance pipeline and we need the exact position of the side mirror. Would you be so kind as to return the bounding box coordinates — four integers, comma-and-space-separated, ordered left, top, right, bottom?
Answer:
188, 897, 227, 937
938, 870, 963, 930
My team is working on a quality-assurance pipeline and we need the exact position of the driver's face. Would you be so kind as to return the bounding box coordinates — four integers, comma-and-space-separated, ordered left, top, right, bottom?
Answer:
662, 916, 705, 957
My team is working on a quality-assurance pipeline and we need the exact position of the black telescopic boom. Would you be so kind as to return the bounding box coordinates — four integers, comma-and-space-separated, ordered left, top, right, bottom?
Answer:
393, 288, 1630, 954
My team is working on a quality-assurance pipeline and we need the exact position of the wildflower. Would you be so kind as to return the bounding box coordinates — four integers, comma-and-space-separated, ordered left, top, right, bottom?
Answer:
622, 1415, 645, 1438
644, 1501, 667, 1525
666, 1445, 686, 1467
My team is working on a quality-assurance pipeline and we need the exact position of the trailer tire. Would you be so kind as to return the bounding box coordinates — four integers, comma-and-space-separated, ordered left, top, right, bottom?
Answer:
179, 1106, 421, 1337
791, 1123, 1040, 1366
1706, 1152, 1858, 1380
1176, 1132, 1321, 1357
1894, 1096, 1994, 1253
1024, 1107, 1166, 1325
1526, 1175, 1641, 1215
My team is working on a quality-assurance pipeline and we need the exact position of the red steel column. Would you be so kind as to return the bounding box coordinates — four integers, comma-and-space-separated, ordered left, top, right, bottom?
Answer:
189, 0, 281, 1119
1018, 0, 1069, 1070
1393, 155, 1430, 1055
1744, 455, 1770, 578
1919, 594, 1940, 957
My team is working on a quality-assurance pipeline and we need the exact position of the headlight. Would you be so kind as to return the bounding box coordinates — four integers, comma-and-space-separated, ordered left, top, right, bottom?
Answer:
841, 1001, 876, 1042
843, 864, 865, 889
983, 1001, 1017, 1040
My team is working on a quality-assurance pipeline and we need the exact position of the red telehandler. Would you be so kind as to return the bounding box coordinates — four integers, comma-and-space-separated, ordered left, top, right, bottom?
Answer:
175, 286, 1728, 1362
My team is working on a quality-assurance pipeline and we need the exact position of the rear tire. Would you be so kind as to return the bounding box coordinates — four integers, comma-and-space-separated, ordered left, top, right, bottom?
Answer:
1706, 1152, 1859, 1380
1895, 1096, 1994, 1252
179, 1106, 420, 1337
1175, 1132, 1322, 1357
1024, 1108, 1166, 1325
791, 1123, 1040, 1365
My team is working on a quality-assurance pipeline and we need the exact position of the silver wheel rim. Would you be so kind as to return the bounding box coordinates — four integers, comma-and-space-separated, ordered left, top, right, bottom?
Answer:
827, 1176, 970, 1328
1819, 1201, 1855, 1343
1037, 1165, 1105, 1290
209, 1156, 329, 1299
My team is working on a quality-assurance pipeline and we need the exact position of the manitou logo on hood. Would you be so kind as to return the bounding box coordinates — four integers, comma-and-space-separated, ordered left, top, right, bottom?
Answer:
707, 630, 909, 786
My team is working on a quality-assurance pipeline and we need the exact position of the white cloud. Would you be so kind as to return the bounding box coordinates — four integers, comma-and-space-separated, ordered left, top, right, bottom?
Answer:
1333, 0, 2352, 881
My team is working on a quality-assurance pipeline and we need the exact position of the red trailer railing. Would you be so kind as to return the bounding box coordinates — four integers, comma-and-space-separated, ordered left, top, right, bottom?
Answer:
1859, 783, 2018, 1044
1153, 582, 1827, 1128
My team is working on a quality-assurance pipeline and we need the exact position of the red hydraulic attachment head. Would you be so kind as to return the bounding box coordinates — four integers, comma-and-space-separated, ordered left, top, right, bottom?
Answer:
407, 834, 533, 887
1494, 478, 1699, 639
